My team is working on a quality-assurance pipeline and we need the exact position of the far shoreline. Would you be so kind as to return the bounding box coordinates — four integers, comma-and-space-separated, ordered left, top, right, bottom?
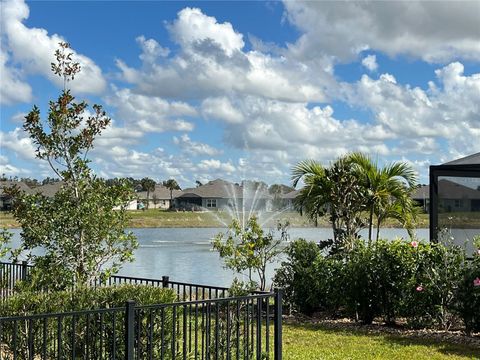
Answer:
1, 209, 430, 229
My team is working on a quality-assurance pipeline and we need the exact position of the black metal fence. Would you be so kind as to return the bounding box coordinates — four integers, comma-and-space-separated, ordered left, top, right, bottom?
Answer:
108, 275, 232, 301
0, 290, 282, 360
0, 263, 283, 359
0, 262, 32, 300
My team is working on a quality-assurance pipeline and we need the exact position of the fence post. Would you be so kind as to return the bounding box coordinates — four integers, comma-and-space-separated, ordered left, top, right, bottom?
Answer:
162, 276, 169, 288
21, 261, 28, 281
125, 300, 135, 360
274, 288, 283, 360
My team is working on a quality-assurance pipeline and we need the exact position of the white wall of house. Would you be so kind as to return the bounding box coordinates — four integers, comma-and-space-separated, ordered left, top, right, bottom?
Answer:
144, 199, 171, 209
114, 199, 138, 211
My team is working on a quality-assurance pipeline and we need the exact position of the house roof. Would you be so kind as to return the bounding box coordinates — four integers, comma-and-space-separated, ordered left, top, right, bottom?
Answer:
33, 182, 64, 197
443, 152, 480, 165
438, 179, 480, 199
0, 181, 32, 196
411, 185, 429, 200
177, 179, 271, 199
178, 179, 241, 199
413, 180, 480, 200
137, 184, 182, 200
281, 190, 300, 200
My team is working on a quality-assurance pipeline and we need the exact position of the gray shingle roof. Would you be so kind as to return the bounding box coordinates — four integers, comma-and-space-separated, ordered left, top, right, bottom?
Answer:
0, 181, 32, 195
443, 152, 480, 165
137, 184, 182, 200
281, 190, 300, 199
33, 182, 64, 197
177, 179, 271, 199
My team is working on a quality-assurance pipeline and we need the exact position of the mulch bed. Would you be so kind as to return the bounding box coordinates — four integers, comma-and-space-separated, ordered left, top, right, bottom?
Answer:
285, 314, 480, 348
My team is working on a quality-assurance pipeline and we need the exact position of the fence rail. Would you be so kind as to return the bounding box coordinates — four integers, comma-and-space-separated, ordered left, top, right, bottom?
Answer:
0, 291, 283, 360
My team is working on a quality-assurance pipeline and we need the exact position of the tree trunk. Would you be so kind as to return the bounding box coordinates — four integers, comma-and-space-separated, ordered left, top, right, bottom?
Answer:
368, 206, 374, 244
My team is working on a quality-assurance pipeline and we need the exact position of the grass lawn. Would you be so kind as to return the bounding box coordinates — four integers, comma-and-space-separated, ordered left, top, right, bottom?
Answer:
283, 323, 480, 360
0, 209, 430, 229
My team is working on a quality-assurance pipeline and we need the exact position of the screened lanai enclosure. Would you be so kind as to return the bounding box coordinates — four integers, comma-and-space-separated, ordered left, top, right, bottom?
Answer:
429, 152, 480, 254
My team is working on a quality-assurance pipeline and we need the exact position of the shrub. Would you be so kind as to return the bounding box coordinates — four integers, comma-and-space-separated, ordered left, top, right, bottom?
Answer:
457, 237, 480, 334
274, 237, 478, 333
273, 239, 322, 314
0, 285, 177, 359
0, 284, 177, 316
402, 241, 466, 330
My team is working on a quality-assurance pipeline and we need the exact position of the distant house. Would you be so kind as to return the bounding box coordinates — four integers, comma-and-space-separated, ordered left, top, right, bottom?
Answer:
412, 180, 480, 214
33, 182, 64, 197
30, 181, 139, 210
280, 190, 300, 210
411, 185, 429, 212
175, 179, 272, 211
436, 179, 480, 213
0, 181, 32, 211
136, 184, 181, 210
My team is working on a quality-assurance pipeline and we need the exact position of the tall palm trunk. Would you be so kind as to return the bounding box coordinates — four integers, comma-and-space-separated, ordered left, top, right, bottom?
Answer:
368, 205, 374, 244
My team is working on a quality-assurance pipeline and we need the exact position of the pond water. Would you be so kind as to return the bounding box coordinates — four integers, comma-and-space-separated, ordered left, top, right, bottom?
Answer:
6, 227, 429, 288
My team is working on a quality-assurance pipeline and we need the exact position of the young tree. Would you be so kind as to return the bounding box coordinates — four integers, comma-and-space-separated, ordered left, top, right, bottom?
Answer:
213, 216, 288, 291
7, 42, 137, 289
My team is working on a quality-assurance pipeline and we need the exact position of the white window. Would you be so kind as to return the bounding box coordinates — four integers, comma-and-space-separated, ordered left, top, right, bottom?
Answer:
206, 199, 217, 208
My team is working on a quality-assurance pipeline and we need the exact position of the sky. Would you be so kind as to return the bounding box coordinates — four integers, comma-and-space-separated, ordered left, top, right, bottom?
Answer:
1, 0, 479, 188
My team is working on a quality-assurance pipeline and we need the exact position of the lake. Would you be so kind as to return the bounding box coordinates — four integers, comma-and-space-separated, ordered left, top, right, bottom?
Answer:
6, 227, 429, 288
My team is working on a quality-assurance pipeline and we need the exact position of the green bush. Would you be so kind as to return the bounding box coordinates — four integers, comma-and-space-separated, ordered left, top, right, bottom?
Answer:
273, 239, 322, 315
401, 241, 466, 329
0, 285, 178, 359
274, 237, 478, 333
457, 237, 480, 335
0, 284, 177, 316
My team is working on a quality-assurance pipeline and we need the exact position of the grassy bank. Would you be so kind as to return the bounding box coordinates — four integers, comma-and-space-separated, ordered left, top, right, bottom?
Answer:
283, 322, 479, 360
0, 209, 429, 229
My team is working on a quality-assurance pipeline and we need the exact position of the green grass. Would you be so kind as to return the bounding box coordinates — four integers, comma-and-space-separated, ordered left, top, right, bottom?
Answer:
0, 209, 429, 229
283, 323, 480, 360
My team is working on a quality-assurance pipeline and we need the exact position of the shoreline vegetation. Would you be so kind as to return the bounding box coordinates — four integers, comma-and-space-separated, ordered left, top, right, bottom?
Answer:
0, 209, 430, 229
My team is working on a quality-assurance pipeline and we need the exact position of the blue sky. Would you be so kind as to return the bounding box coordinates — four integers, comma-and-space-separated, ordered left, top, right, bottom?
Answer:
1, 0, 479, 188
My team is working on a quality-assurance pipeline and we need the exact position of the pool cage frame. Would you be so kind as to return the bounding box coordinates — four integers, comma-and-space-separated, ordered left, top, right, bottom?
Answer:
429, 154, 480, 243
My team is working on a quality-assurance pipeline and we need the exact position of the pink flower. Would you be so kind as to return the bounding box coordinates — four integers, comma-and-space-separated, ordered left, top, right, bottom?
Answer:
477, 249, 480, 256
410, 241, 419, 248
416, 285, 423, 292
474, 278, 480, 287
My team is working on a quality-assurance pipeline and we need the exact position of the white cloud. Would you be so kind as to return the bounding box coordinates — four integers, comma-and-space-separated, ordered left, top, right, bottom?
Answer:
167, 7, 244, 56
1, 0, 106, 95
116, 8, 329, 102
361, 54, 378, 72
0, 47, 32, 104
201, 97, 244, 124
0, 127, 36, 160
136, 36, 170, 63
284, 1, 480, 63
346, 63, 480, 142
105, 87, 196, 133
173, 134, 222, 156
198, 159, 236, 173
0, 154, 31, 176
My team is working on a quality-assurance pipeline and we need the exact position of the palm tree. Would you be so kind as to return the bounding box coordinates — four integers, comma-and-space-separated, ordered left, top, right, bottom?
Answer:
349, 153, 418, 243
292, 156, 366, 247
163, 179, 181, 208
140, 177, 156, 210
